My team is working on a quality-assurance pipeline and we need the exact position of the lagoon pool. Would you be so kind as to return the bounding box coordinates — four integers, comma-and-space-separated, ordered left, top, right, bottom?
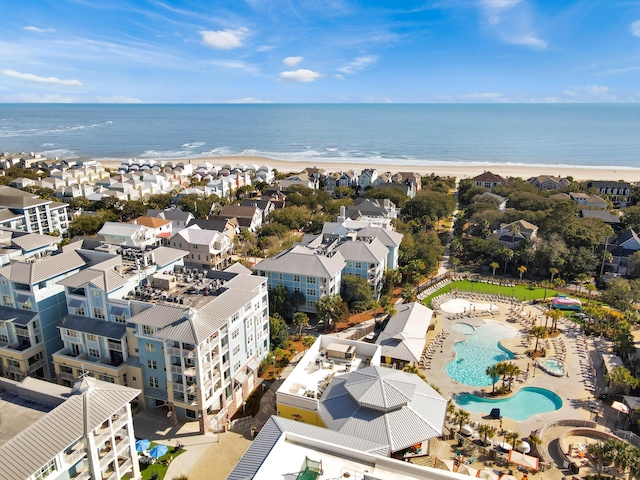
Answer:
445, 322, 517, 386
454, 387, 563, 421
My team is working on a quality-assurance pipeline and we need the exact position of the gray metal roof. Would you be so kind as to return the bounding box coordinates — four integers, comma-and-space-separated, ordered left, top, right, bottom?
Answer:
173, 226, 226, 245
59, 314, 127, 340
0, 250, 86, 284
126, 355, 143, 369
10, 232, 59, 252
376, 302, 433, 364
254, 246, 345, 278
57, 267, 128, 293
128, 303, 189, 329
144, 387, 168, 401
0, 305, 38, 326
335, 238, 388, 264
0, 378, 139, 480
224, 274, 266, 292
356, 227, 403, 247
224, 262, 253, 275
227, 416, 389, 480
151, 246, 188, 267
318, 366, 446, 453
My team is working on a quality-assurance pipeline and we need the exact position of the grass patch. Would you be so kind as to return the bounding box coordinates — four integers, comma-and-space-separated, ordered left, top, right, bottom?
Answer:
423, 280, 552, 306
123, 442, 186, 480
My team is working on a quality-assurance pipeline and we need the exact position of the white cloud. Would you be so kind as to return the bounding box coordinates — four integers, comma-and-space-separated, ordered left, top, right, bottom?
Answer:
631, 20, 640, 37
278, 69, 322, 82
562, 85, 615, 102
209, 60, 260, 75
338, 55, 378, 74
256, 45, 274, 52
199, 28, 248, 50
6, 93, 76, 103
508, 35, 546, 49
24, 26, 56, 33
1, 69, 82, 87
227, 97, 272, 103
334, 74, 345, 80
283, 56, 304, 66
96, 96, 144, 103
477, 0, 546, 49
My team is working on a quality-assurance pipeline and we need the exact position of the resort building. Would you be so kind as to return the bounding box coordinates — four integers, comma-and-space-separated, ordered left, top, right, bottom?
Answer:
0, 375, 141, 480
603, 229, 640, 276
344, 198, 398, 220
527, 175, 571, 190
375, 302, 433, 369
0, 249, 89, 381
0, 185, 70, 235
98, 222, 159, 249
254, 246, 346, 313
275, 335, 447, 457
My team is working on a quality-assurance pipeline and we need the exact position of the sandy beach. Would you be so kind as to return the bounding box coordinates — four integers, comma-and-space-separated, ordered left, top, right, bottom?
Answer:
98, 155, 640, 182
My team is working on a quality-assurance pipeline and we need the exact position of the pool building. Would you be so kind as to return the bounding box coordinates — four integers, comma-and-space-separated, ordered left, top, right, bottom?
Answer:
276, 336, 447, 458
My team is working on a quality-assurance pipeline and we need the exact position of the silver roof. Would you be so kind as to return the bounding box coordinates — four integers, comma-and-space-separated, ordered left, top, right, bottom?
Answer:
0, 378, 139, 480
254, 246, 345, 278
318, 366, 446, 453
173, 225, 226, 245
57, 266, 127, 293
0, 250, 86, 284
60, 314, 127, 340
0, 305, 38, 326
227, 416, 389, 480
376, 302, 433, 364
151, 246, 188, 267
10, 232, 59, 252
335, 238, 388, 264
356, 227, 403, 247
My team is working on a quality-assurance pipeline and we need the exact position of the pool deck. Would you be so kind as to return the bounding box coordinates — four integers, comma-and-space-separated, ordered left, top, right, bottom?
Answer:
424, 294, 622, 479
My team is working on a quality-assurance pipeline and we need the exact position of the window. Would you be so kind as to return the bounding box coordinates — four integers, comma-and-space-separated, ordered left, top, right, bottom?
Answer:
86, 334, 97, 342
21, 301, 32, 311
234, 361, 241, 371
2, 296, 13, 308
231, 329, 239, 339
307, 277, 316, 284
34, 459, 55, 480
355, 262, 362, 269
88, 348, 100, 358
306, 288, 316, 297
306, 300, 316, 308
93, 291, 100, 297
232, 345, 240, 355
145, 343, 156, 353
293, 275, 300, 282
149, 376, 159, 388
0, 334, 8, 343
147, 360, 157, 369
231, 313, 239, 323
93, 307, 105, 319
114, 314, 126, 323
142, 325, 155, 335
66, 329, 77, 337
244, 303, 251, 313
294, 287, 300, 293
0, 320, 4, 329
74, 307, 85, 316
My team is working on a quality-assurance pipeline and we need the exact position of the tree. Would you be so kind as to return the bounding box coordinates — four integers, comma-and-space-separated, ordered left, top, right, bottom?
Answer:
292, 312, 309, 339
147, 193, 174, 210
586, 283, 596, 304
553, 277, 565, 295
528, 434, 542, 457
548, 308, 564, 332
490, 261, 499, 278
517, 265, 527, 281
316, 295, 349, 331
451, 257, 461, 275
606, 366, 640, 396
600, 277, 634, 311
478, 424, 496, 447
289, 291, 306, 314
505, 431, 520, 449
628, 251, 640, 278
401, 284, 416, 302
576, 273, 590, 294
549, 267, 558, 283
269, 315, 289, 350
69, 196, 93, 211
269, 285, 290, 319
540, 280, 552, 301
530, 326, 548, 353
302, 335, 315, 350
340, 275, 374, 312
454, 409, 470, 432
486, 365, 498, 394
501, 247, 514, 274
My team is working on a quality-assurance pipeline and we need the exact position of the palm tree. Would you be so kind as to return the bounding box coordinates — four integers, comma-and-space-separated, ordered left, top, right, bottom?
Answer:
447, 401, 456, 417
549, 267, 558, 283
506, 431, 520, 449
586, 283, 596, 305
505, 363, 521, 391
517, 265, 527, 281
454, 409, 470, 433
553, 277, 566, 295
478, 424, 496, 447
510, 223, 521, 249
451, 257, 461, 275
292, 312, 309, 339
528, 434, 542, 457
576, 273, 590, 295
530, 326, 548, 353
540, 280, 552, 300
502, 248, 514, 274
486, 365, 498, 394
548, 308, 563, 332
495, 362, 509, 390
490, 262, 499, 278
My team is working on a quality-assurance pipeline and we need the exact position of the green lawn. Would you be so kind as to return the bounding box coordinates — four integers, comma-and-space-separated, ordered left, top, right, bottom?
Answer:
423, 279, 553, 307
124, 442, 185, 480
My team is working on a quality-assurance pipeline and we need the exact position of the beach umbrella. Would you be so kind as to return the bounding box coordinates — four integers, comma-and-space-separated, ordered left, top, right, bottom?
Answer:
436, 458, 456, 472
478, 469, 500, 480
148, 444, 169, 458
458, 464, 479, 477
516, 441, 531, 454
135, 439, 150, 453
508, 450, 539, 471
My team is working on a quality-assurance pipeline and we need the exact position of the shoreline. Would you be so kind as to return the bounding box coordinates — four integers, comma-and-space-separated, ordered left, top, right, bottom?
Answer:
94, 155, 640, 182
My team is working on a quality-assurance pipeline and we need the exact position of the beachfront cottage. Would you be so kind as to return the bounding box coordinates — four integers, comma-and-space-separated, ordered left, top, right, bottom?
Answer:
472, 171, 508, 191
527, 175, 571, 190
218, 204, 263, 232
492, 220, 538, 249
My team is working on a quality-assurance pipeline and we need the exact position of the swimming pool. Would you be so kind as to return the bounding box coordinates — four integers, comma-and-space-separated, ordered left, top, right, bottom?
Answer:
445, 322, 517, 386
454, 387, 563, 421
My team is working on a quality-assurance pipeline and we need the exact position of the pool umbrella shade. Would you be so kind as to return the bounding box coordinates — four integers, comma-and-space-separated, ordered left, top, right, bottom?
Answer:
148, 445, 169, 458
135, 439, 150, 452
508, 450, 539, 471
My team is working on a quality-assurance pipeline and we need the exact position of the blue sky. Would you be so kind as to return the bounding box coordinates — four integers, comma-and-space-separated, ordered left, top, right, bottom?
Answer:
1, 0, 640, 103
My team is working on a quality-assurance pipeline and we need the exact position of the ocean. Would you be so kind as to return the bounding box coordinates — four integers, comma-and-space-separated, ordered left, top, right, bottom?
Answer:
1, 104, 639, 169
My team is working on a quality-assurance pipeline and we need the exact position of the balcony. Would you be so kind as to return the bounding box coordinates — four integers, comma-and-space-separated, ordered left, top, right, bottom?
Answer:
65, 446, 87, 467
72, 470, 91, 480
184, 366, 196, 376
107, 340, 123, 352
186, 384, 197, 395
170, 381, 184, 393
27, 358, 47, 373
60, 371, 76, 381
170, 364, 182, 374
221, 344, 229, 355
8, 365, 25, 376
201, 360, 211, 372
167, 346, 195, 357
